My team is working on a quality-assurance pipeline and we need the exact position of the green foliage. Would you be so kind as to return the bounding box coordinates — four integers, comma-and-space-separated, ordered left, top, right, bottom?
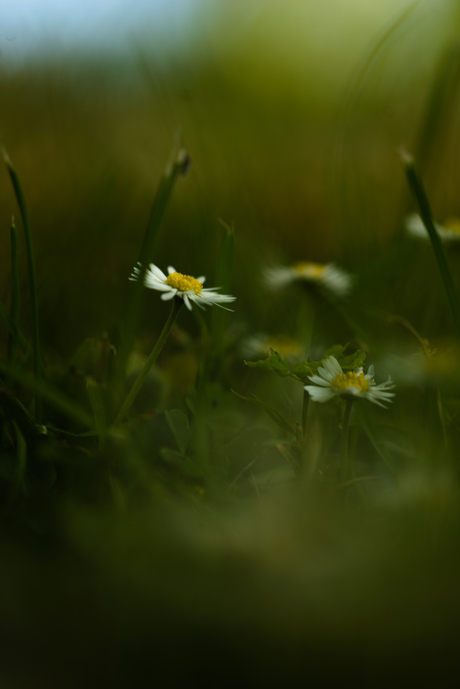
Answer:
245, 344, 367, 384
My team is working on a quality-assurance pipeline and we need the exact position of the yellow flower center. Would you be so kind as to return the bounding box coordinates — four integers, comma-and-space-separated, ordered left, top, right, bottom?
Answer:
265, 336, 301, 357
443, 217, 460, 236
332, 371, 369, 392
165, 272, 203, 294
293, 262, 326, 279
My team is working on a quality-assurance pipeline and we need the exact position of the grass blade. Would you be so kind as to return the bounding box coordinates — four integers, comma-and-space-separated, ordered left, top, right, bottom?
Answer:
0, 358, 94, 431
211, 219, 234, 349
2, 147, 42, 421
0, 299, 28, 353
403, 152, 460, 338
114, 144, 190, 396
8, 218, 20, 362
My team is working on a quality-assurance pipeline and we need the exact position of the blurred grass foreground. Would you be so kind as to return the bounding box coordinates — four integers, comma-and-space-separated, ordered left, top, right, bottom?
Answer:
3, 0, 460, 685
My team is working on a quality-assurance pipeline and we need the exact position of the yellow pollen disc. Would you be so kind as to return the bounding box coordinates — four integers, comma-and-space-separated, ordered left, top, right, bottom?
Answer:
332, 371, 369, 393
443, 217, 460, 235
165, 272, 203, 294
293, 262, 326, 279
265, 336, 301, 357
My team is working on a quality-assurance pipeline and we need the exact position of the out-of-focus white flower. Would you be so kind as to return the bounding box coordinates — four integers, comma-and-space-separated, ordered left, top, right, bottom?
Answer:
265, 261, 353, 297
130, 263, 236, 311
305, 356, 395, 408
405, 213, 460, 243
242, 333, 303, 360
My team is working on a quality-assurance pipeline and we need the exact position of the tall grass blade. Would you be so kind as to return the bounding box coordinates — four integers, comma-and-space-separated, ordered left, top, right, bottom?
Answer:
7, 218, 20, 362
86, 377, 107, 437
211, 219, 234, 349
1, 148, 42, 422
114, 144, 190, 396
13, 421, 27, 488
0, 300, 28, 353
0, 358, 94, 431
403, 153, 460, 338
414, 40, 460, 177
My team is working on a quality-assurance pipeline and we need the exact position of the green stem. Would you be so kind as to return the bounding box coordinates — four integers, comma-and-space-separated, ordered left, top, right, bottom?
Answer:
114, 298, 182, 425
301, 389, 309, 438
341, 397, 354, 482
8, 219, 20, 362
0, 300, 28, 353
404, 154, 460, 338
2, 148, 42, 422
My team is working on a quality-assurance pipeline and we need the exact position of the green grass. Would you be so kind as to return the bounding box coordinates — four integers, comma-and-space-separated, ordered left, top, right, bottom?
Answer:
2, 29, 460, 686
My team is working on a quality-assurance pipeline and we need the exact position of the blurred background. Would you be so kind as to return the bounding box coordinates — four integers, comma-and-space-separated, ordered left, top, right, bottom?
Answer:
1, 0, 459, 355
3, 3, 460, 686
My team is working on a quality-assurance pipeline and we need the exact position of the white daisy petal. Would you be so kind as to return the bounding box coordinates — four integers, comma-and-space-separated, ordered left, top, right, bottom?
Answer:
322, 357, 343, 377
150, 265, 167, 280
308, 374, 332, 387
146, 281, 171, 291
161, 290, 176, 300
183, 294, 192, 310
316, 365, 334, 382
305, 386, 336, 402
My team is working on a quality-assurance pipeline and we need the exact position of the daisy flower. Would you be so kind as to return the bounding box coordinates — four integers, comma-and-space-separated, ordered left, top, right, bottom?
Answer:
130, 263, 236, 311
405, 213, 460, 243
305, 356, 395, 408
265, 261, 353, 297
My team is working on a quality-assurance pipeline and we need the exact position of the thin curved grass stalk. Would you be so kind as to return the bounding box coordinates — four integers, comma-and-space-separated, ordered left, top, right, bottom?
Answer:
2, 148, 42, 422
403, 153, 460, 338
0, 300, 28, 353
8, 219, 20, 362
211, 219, 234, 350
341, 398, 354, 482
0, 358, 94, 431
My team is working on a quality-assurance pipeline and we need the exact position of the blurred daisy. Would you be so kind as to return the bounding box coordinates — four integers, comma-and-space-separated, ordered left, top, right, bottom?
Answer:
265, 261, 352, 296
130, 263, 236, 311
305, 356, 395, 408
405, 213, 460, 243
242, 333, 303, 360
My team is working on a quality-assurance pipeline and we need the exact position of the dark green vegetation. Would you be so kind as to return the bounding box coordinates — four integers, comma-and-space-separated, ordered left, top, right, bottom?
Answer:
2, 19, 460, 687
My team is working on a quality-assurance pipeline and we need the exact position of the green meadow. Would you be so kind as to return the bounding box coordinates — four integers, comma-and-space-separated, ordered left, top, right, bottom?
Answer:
2, 2, 460, 685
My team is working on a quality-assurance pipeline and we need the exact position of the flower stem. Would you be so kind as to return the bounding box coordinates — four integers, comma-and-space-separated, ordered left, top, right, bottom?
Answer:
301, 389, 310, 438
341, 397, 354, 482
114, 298, 182, 425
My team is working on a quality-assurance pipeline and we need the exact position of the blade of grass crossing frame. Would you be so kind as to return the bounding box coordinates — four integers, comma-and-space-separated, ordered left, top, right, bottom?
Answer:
0, 300, 28, 353
2, 148, 42, 422
211, 219, 234, 348
86, 377, 107, 437
403, 153, 460, 338
114, 145, 190, 396
8, 218, 20, 361
0, 358, 94, 431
